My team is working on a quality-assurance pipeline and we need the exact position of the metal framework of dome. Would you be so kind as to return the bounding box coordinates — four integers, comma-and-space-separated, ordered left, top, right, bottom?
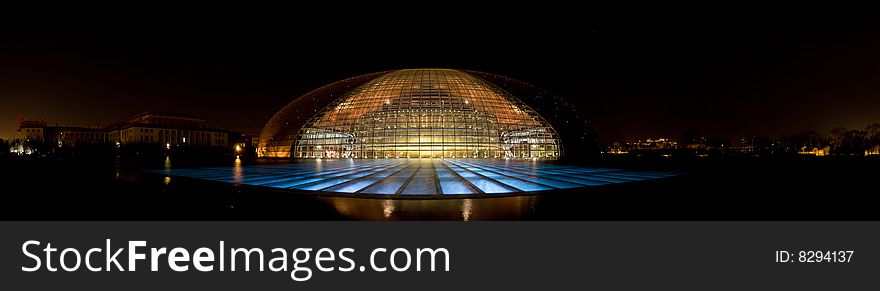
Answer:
258, 69, 562, 159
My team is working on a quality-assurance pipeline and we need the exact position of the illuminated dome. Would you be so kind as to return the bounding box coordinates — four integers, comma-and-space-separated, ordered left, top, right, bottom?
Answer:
258, 69, 594, 160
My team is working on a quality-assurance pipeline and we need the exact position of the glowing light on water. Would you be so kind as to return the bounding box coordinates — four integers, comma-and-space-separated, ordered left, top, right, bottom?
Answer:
233, 157, 243, 182
153, 160, 679, 196
382, 199, 395, 219
461, 199, 473, 221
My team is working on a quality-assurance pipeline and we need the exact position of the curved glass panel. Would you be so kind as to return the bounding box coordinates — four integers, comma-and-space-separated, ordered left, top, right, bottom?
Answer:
256, 72, 385, 157
291, 69, 561, 159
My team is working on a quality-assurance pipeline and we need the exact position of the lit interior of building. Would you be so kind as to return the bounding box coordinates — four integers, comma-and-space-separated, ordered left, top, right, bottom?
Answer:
259, 69, 560, 159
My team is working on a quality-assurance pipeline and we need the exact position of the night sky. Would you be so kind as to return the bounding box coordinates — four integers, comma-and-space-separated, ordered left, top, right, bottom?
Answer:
2, 4, 879, 142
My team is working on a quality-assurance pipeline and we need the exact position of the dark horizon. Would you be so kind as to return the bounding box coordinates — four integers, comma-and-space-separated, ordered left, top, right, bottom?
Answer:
3, 4, 880, 143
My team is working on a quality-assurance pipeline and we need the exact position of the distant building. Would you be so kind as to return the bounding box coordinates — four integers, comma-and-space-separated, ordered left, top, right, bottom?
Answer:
799, 146, 830, 156
107, 112, 228, 147
627, 138, 679, 150
16, 120, 46, 142
730, 134, 755, 153
604, 138, 680, 156
54, 126, 108, 147
14, 112, 230, 148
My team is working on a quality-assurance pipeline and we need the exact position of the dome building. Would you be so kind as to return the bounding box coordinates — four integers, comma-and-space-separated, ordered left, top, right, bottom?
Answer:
258, 68, 595, 160
157, 70, 678, 198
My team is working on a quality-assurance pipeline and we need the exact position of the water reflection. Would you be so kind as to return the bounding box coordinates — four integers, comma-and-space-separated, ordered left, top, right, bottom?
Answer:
155, 159, 678, 195
137, 158, 678, 220
315, 158, 324, 173
322, 195, 540, 220
233, 157, 243, 183
461, 199, 473, 221
381, 199, 395, 218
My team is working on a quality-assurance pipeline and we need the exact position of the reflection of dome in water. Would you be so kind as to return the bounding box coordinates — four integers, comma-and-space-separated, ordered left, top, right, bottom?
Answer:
258, 68, 596, 159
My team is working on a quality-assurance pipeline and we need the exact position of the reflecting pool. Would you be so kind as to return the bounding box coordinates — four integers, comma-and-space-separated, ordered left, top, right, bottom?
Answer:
152, 159, 677, 197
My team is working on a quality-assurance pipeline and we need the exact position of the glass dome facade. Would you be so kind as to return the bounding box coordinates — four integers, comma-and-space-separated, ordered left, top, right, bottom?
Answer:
258, 69, 564, 159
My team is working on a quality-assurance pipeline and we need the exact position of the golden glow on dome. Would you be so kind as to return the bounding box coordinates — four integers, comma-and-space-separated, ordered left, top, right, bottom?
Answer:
292, 69, 560, 159
256, 69, 563, 159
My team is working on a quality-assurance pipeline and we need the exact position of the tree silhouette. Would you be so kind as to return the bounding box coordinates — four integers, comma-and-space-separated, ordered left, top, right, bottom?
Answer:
867, 123, 880, 150
0, 138, 9, 156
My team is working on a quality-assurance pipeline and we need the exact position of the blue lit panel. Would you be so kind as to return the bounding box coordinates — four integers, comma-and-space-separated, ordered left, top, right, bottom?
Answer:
438, 177, 477, 195
362, 177, 410, 195
152, 159, 678, 196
